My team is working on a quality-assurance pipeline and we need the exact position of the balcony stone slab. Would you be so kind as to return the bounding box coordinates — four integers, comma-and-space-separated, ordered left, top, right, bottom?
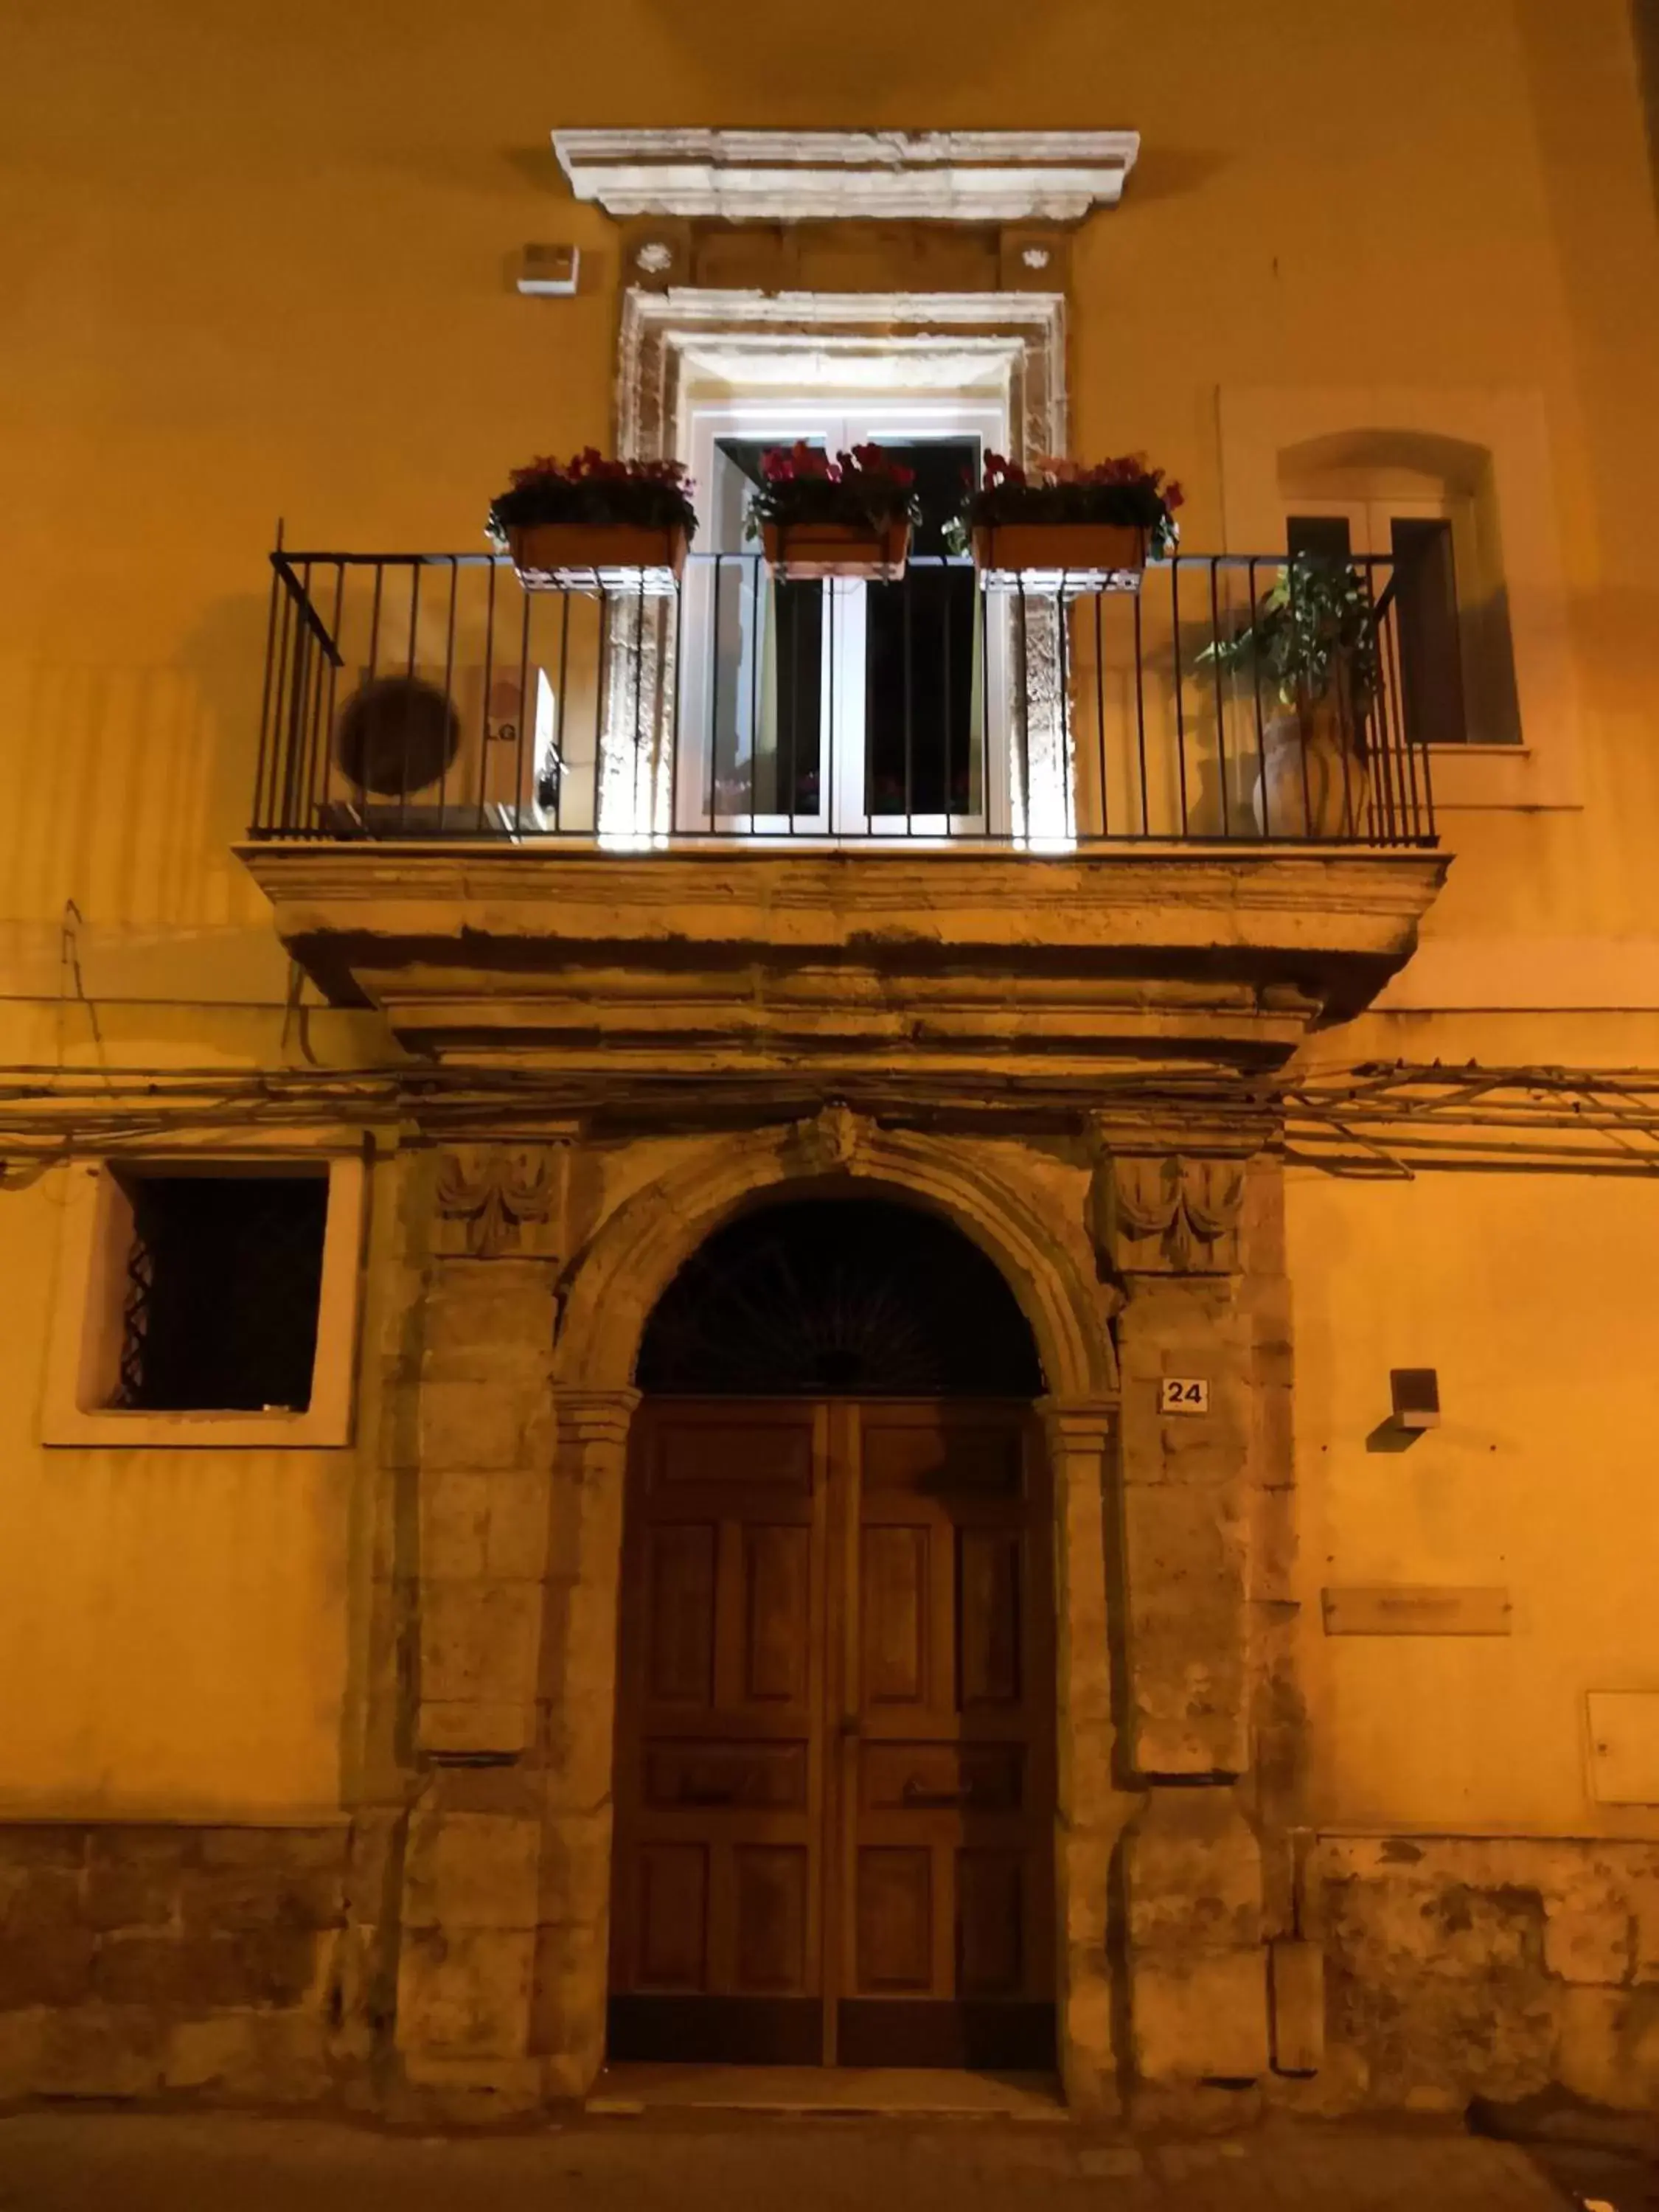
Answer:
238, 844, 1448, 1102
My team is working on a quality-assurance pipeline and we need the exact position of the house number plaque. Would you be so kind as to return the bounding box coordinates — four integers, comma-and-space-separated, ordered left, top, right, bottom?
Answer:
1159, 1377, 1210, 1416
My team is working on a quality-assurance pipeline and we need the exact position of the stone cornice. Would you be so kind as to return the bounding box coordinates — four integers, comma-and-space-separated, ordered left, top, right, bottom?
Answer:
237, 844, 1447, 1090
552, 129, 1140, 223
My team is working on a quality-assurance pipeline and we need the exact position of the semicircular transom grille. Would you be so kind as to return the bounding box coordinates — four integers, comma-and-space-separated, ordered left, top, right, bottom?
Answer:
636, 1197, 1043, 1398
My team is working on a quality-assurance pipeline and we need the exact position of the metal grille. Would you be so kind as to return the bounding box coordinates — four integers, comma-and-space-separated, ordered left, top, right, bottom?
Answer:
250, 547, 1437, 849
636, 1198, 1044, 1398
114, 1175, 330, 1413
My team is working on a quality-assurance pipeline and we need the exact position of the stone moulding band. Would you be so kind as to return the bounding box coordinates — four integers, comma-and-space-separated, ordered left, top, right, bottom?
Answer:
553, 128, 1141, 222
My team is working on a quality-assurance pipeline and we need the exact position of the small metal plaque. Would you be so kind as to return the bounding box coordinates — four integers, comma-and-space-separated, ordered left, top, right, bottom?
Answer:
1159, 1377, 1209, 1416
1321, 1585, 1512, 1636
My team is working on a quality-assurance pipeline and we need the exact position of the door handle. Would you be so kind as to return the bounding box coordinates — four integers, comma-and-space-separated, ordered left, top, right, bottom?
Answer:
677, 1785, 739, 1806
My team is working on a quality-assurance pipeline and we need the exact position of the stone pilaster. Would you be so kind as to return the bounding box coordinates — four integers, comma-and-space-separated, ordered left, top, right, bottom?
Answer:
532, 1388, 639, 2099
1040, 1398, 1133, 2119
413, 1255, 559, 1758
1099, 1144, 1276, 2098
392, 1145, 563, 2111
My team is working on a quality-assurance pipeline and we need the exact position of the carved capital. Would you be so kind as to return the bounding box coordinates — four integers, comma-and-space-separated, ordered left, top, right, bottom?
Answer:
1039, 1396, 1116, 1454
1091, 1147, 1245, 1276
785, 1101, 867, 1178
434, 1144, 563, 1260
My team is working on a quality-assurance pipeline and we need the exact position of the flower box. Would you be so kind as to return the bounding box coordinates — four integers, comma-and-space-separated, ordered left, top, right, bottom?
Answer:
971, 520, 1147, 588
760, 518, 911, 581
505, 520, 689, 594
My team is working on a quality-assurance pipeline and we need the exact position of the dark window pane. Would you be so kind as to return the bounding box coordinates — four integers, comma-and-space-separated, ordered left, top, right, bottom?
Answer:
1287, 513, 1354, 563
863, 439, 978, 818
771, 578, 823, 815
117, 1175, 329, 1411
1391, 517, 1467, 746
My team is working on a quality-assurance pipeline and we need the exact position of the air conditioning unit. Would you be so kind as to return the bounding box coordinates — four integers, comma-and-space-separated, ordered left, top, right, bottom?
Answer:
327, 663, 560, 835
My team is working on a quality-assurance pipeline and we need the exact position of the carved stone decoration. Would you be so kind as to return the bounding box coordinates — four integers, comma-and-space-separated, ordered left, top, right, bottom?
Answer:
434, 1144, 562, 1260
785, 1101, 866, 1178
554, 129, 1140, 223
1096, 1152, 1246, 1275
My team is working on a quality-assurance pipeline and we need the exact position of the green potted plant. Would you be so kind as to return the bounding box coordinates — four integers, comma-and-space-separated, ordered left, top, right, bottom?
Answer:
747, 442, 921, 579
1199, 553, 1381, 836
945, 451, 1181, 588
487, 448, 698, 589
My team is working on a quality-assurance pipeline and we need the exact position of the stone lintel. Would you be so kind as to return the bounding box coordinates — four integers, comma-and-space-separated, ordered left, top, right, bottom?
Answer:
552, 128, 1141, 223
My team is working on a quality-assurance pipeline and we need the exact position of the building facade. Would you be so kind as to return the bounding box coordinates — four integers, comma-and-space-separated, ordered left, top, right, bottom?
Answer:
1, 0, 1658, 2123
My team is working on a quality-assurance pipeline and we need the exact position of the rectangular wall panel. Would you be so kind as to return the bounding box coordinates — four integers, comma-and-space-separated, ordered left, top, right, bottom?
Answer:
733, 1846, 810, 1992
645, 1523, 717, 1705
636, 1844, 709, 1990
862, 1526, 928, 1705
956, 1850, 1024, 1996
744, 1523, 811, 1702
958, 1529, 1021, 1705
856, 1846, 933, 1992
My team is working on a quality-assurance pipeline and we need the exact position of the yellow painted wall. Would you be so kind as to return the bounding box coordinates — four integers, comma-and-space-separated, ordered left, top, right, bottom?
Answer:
1289, 1167, 1659, 1837
0, 1168, 348, 1818
0, 0, 1656, 1817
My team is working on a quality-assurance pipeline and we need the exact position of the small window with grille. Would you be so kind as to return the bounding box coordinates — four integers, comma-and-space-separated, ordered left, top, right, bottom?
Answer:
110, 1171, 330, 1413
43, 1153, 366, 1448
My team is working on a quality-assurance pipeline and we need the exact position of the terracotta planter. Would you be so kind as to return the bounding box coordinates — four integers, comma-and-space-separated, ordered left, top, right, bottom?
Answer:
972, 520, 1147, 588
1254, 699, 1369, 838
760, 518, 911, 581
506, 520, 689, 592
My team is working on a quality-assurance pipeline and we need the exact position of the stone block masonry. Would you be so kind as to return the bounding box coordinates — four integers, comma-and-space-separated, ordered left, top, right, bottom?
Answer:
0, 1823, 346, 2102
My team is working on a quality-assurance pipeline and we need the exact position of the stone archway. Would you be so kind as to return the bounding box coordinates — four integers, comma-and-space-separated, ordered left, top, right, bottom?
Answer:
528, 1114, 1124, 2110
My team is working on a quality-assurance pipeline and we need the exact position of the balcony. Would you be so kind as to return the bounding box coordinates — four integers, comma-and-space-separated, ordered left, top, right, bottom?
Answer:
249, 546, 1436, 849
238, 546, 1447, 1095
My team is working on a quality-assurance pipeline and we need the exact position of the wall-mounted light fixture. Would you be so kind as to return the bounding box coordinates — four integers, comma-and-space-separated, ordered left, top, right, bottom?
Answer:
1389, 1368, 1441, 1432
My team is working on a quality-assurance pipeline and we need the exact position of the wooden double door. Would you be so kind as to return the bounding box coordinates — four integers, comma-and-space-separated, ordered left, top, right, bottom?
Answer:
608, 1397, 1055, 2069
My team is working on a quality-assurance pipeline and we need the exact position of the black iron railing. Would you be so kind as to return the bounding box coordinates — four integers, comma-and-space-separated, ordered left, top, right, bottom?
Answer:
250, 548, 1436, 847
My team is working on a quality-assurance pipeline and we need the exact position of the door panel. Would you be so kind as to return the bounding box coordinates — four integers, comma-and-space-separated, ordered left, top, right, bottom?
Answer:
611, 1397, 1053, 2069
838, 1402, 1054, 2067
611, 1401, 828, 2062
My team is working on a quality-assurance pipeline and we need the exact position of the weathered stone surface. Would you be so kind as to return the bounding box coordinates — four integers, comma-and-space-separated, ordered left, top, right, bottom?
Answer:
1268, 1938, 1325, 2075
84, 1861, 180, 1932
418, 1700, 532, 1759
2, 1865, 83, 1935
178, 1861, 344, 1936
536, 1811, 613, 1936
403, 1812, 540, 1933
1554, 1981, 1659, 2110
419, 1580, 540, 1711
395, 1929, 535, 2061
1121, 1481, 1250, 1776
1127, 1788, 1265, 1954
0, 1827, 88, 1868
32, 2005, 167, 2098
1302, 1835, 1659, 2111
418, 1383, 537, 1474
0, 1926, 96, 2008
164, 2010, 331, 2102
1543, 1894, 1635, 1986
1131, 1949, 1270, 2083
0, 2006, 46, 2096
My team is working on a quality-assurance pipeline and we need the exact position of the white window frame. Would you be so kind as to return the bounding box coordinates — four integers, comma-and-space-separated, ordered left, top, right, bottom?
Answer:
41, 1150, 368, 1449
678, 393, 1012, 839
1218, 384, 1583, 813
1287, 492, 1489, 748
